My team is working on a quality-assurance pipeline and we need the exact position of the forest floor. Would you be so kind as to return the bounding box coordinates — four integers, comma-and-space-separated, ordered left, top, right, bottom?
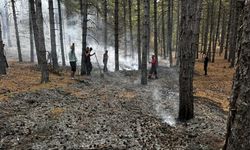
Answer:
0, 56, 234, 150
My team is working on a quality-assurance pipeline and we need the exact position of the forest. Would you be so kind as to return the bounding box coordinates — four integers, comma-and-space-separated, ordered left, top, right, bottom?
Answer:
0, 0, 249, 149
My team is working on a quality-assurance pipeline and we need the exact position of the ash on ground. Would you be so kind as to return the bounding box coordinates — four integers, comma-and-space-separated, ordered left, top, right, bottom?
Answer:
0, 66, 226, 149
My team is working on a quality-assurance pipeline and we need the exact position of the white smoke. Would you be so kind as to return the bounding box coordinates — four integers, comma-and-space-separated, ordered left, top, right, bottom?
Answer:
152, 88, 179, 127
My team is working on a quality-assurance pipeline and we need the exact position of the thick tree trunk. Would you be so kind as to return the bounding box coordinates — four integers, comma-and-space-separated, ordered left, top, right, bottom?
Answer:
207, 0, 215, 62
49, 0, 59, 70
178, 0, 202, 121
167, 0, 173, 67
0, 20, 7, 75
104, 0, 107, 51
30, 0, 49, 83
29, 1, 35, 63
162, 0, 166, 60
219, 5, 226, 56
123, 0, 128, 57
11, 0, 22, 62
115, 0, 119, 71
128, 0, 134, 58
80, 0, 87, 75
57, 0, 66, 66
141, 0, 150, 85
137, 0, 142, 70
212, 0, 222, 62
224, 1, 250, 149
154, 0, 158, 63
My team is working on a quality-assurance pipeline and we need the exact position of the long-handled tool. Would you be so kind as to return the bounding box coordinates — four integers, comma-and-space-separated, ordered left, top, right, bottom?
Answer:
94, 53, 104, 78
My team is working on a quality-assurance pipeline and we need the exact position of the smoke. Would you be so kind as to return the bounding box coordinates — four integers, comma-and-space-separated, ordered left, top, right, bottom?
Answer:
0, 0, 145, 72
152, 88, 179, 127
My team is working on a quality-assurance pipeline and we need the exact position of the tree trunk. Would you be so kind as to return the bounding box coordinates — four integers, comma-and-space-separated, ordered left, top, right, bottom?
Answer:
4, 0, 11, 47
11, 0, 22, 62
202, 2, 210, 55
175, 0, 180, 65
123, 0, 128, 57
229, 0, 238, 68
207, 0, 215, 62
137, 0, 142, 70
178, 0, 202, 121
49, 0, 59, 70
57, 0, 66, 66
167, 0, 173, 67
219, 5, 226, 56
80, 0, 87, 75
0, 20, 7, 75
224, 1, 250, 149
128, 0, 134, 58
154, 0, 158, 63
29, 1, 35, 63
162, 0, 166, 60
225, 0, 233, 60
104, 0, 107, 51
194, 0, 203, 60
141, 0, 150, 85
115, 0, 119, 71
30, 0, 49, 83
212, 0, 222, 62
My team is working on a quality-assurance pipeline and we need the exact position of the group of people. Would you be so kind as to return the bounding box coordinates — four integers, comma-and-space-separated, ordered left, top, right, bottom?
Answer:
68, 43, 109, 79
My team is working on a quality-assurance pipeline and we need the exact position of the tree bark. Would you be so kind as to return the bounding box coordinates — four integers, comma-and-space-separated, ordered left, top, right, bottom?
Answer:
212, 0, 222, 62
30, 0, 49, 83
80, 0, 87, 75
219, 5, 226, 56
178, 0, 202, 121
162, 0, 166, 60
49, 0, 59, 70
115, 0, 119, 71
225, 0, 233, 60
29, 1, 35, 63
207, 0, 215, 62
137, 0, 142, 70
123, 0, 128, 57
224, 1, 250, 149
0, 20, 7, 75
141, 0, 150, 85
175, 0, 180, 65
11, 0, 22, 62
202, 2, 210, 55
128, 0, 134, 58
167, 0, 173, 67
57, 0, 66, 66
154, 0, 158, 63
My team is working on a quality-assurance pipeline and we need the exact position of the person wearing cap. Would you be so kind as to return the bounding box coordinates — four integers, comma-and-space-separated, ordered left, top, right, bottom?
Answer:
148, 55, 158, 79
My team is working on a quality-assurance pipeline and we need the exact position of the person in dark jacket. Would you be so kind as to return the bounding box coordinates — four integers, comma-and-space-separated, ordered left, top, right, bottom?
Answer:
204, 54, 209, 76
103, 50, 108, 72
148, 55, 158, 79
85, 47, 95, 75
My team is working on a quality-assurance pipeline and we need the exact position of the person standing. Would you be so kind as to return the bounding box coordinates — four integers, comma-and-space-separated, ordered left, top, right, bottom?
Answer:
204, 54, 209, 76
69, 43, 77, 79
148, 55, 158, 79
85, 47, 95, 75
103, 50, 108, 72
